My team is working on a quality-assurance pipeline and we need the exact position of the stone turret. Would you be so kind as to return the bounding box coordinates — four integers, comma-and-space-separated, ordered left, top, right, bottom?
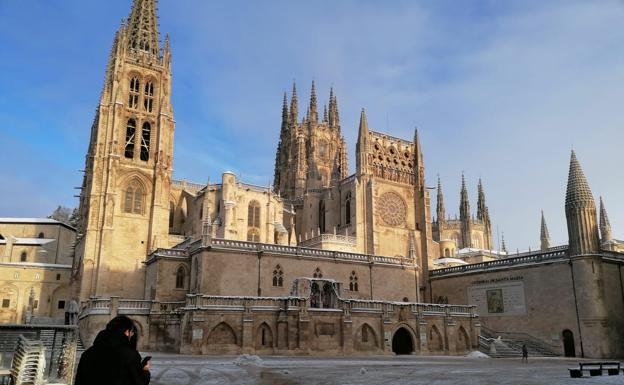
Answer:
565, 150, 600, 256
540, 210, 551, 251
599, 197, 612, 242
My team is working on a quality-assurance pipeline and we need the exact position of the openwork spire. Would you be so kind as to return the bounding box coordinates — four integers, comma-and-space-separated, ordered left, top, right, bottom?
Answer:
477, 179, 486, 221
436, 175, 445, 224
126, 0, 161, 56
308, 80, 318, 123
599, 197, 612, 242
289, 82, 298, 126
281, 92, 289, 133
540, 210, 551, 251
460, 174, 470, 221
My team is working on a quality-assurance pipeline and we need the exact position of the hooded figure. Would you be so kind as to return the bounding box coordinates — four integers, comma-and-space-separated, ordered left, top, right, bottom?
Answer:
75, 316, 150, 385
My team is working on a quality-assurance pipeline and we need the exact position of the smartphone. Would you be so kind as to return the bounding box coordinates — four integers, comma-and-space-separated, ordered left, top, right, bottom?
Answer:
141, 356, 152, 367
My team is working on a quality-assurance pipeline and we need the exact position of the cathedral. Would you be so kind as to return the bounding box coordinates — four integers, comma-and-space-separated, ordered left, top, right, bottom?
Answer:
66, 0, 623, 358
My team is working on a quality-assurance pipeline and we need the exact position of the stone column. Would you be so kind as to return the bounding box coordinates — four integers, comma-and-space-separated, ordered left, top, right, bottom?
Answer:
241, 302, 254, 354
444, 309, 456, 355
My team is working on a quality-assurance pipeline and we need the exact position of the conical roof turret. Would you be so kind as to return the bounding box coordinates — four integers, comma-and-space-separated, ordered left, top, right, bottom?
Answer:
564, 150, 600, 256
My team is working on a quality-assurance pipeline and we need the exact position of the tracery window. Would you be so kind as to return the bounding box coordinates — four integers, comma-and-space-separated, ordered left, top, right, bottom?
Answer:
313, 267, 323, 279
176, 266, 185, 289
124, 181, 144, 214
124, 119, 136, 159
140, 122, 151, 161
143, 81, 154, 112
247, 200, 261, 242
349, 271, 358, 292
318, 200, 326, 233
345, 192, 352, 226
272, 265, 284, 287
129, 78, 140, 109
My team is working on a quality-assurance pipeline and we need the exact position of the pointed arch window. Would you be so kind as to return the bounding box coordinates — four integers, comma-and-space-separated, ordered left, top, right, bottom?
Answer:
124, 181, 144, 214
349, 271, 358, 292
272, 265, 284, 287
143, 81, 154, 112
345, 192, 352, 226
247, 200, 261, 242
319, 200, 326, 234
169, 202, 175, 228
175, 266, 186, 289
20, 251, 27, 262
129, 78, 140, 109
125, 119, 136, 159
313, 267, 323, 279
140, 122, 151, 161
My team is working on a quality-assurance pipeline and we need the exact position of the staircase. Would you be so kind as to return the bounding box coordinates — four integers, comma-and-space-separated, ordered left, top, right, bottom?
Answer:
478, 326, 560, 358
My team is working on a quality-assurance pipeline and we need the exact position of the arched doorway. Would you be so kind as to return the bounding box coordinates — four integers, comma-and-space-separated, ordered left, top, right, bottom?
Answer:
562, 330, 575, 357
392, 327, 413, 355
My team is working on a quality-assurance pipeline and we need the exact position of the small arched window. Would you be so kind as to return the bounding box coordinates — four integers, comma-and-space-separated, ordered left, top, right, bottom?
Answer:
175, 266, 185, 289
20, 251, 27, 262
140, 122, 151, 161
349, 271, 358, 292
129, 78, 140, 109
313, 267, 323, 279
124, 181, 144, 214
444, 248, 450, 257
345, 192, 352, 226
247, 200, 261, 242
124, 119, 136, 159
143, 81, 154, 112
318, 200, 325, 234
272, 265, 284, 287
37, 232, 44, 238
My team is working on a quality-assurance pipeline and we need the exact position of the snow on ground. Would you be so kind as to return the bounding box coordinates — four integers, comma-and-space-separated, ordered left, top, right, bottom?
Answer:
465, 351, 491, 358
146, 353, 624, 385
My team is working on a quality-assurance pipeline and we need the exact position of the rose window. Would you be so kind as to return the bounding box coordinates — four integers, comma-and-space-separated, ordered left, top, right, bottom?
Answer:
377, 191, 407, 226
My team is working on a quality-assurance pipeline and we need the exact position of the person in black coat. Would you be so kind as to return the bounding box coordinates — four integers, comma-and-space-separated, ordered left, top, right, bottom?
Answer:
75, 315, 150, 385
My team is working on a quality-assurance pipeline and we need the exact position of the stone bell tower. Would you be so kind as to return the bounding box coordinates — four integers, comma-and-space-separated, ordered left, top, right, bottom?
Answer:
74, 0, 175, 300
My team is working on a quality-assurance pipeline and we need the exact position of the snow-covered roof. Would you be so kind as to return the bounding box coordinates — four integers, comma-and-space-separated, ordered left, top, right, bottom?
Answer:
433, 258, 469, 266
0, 261, 72, 269
0, 217, 76, 230
0, 237, 55, 245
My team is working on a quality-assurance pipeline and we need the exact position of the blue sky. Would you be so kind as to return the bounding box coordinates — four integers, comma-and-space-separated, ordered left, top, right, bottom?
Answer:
0, 0, 623, 252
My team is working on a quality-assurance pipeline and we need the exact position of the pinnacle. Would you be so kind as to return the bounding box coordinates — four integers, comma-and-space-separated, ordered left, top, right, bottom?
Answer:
540, 210, 550, 240
565, 150, 595, 208
358, 108, 368, 132
127, 0, 161, 55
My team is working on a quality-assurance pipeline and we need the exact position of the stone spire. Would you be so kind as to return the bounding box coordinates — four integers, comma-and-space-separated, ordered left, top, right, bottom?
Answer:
126, 0, 161, 56
323, 104, 328, 123
436, 175, 445, 225
540, 210, 551, 251
328, 87, 340, 129
356, 108, 369, 174
477, 179, 486, 221
565, 150, 600, 256
459, 174, 472, 248
501, 233, 507, 253
413, 129, 425, 189
308, 80, 318, 123
281, 92, 289, 133
599, 197, 612, 242
289, 82, 298, 126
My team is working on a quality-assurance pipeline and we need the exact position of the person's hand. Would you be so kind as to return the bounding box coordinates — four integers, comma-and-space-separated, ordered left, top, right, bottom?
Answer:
143, 361, 151, 371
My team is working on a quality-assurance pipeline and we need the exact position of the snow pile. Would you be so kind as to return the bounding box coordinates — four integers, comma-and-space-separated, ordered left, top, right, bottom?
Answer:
233, 354, 264, 367
466, 351, 491, 358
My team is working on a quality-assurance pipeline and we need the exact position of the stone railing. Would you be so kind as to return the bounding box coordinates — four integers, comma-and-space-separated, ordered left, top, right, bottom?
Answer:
239, 182, 272, 193
151, 248, 188, 257
202, 238, 414, 267
345, 299, 476, 318
430, 248, 569, 277
118, 300, 152, 315
171, 179, 206, 192
300, 233, 357, 248
186, 295, 306, 312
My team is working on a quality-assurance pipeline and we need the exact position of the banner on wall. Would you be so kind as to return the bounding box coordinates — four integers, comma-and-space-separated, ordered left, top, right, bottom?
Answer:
467, 277, 526, 316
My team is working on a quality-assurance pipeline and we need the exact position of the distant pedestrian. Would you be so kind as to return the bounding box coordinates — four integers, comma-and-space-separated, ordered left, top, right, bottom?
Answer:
521, 343, 528, 363
75, 315, 150, 385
